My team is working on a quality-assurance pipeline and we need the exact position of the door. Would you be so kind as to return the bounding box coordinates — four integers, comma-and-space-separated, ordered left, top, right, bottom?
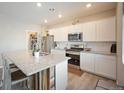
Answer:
26, 31, 38, 50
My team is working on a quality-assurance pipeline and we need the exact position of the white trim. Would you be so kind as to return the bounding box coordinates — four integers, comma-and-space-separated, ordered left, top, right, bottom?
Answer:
122, 15, 124, 64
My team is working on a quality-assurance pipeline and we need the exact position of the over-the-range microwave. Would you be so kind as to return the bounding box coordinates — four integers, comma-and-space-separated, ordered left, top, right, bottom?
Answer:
68, 32, 83, 42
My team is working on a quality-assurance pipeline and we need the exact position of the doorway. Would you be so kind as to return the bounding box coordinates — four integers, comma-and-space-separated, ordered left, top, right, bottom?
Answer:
26, 31, 38, 50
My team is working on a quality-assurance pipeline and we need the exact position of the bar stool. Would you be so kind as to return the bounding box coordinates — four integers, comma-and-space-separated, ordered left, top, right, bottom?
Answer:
1, 54, 29, 90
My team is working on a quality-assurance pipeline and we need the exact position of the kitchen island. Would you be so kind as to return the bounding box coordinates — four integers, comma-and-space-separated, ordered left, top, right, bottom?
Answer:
3, 50, 70, 90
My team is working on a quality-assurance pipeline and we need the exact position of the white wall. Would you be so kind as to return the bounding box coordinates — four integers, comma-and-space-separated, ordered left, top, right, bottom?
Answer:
0, 13, 41, 53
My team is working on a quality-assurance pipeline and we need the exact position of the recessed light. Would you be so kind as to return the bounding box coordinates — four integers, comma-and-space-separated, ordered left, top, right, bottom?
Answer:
86, 3, 92, 8
44, 19, 48, 23
58, 14, 62, 18
37, 3, 42, 7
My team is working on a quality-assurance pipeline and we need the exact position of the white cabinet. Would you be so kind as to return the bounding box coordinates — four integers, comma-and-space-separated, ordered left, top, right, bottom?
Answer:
95, 55, 116, 79
80, 52, 116, 79
82, 17, 116, 41
49, 17, 116, 42
53, 28, 67, 41
50, 27, 68, 41
72, 24, 83, 33
80, 52, 95, 73
82, 21, 96, 41
96, 17, 116, 41
49, 24, 84, 42
49, 29, 54, 35
68, 24, 82, 33
55, 60, 68, 90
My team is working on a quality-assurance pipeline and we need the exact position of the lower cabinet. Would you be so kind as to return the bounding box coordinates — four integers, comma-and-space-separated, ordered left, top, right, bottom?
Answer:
80, 53, 95, 73
49, 60, 68, 90
55, 60, 68, 90
95, 55, 116, 80
80, 52, 116, 80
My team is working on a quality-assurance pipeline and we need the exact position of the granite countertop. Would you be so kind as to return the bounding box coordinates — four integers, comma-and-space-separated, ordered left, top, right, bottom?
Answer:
55, 47, 117, 56
4, 50, 70, 76
81, 51, 116, 56
66, 50, 116, 56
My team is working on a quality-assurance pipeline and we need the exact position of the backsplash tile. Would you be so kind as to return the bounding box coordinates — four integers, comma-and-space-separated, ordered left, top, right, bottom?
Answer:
86, 42, 115, 52
55, 41, 116, 52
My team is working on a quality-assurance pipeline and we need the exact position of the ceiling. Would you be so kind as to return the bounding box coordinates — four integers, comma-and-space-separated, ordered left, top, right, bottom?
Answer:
0, 2, 117, 27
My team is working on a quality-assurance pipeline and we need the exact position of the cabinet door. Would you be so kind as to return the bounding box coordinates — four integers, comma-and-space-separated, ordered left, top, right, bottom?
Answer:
50, 27, 68, 41
54, 28, 64, 41
95, 55, 116, 79
80, 53, 95, 73
67, 24, 82, 33
49, 29, 54, 35
96, 17, 116, 41
55, 60, 68, 90
72, 24, 82, 33
83, 21, 96, 41
61, 27, 68, 41
50, 28, 58, 41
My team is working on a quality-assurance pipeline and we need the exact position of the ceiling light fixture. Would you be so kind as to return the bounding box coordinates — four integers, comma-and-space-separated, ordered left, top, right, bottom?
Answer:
58, 14, 62, 18
44, 19, 48, 23
86, 3, 92, 8
49, 8, 55, 12
37, 3, 42, 7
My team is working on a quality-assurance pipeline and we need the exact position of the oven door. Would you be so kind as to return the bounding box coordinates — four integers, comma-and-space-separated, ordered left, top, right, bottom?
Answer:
66, 53, 80, 66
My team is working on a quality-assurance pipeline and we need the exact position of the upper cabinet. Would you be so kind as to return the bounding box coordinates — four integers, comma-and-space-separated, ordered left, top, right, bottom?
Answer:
96, 17, 116, 41
49, 16, 116, 42
82, 21, 96, 41
83, 17, 116, 42
68, 24, 82, 33
49, 27, 68, 41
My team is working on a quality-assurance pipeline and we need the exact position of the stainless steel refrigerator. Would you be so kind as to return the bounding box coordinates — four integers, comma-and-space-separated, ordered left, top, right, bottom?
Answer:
41, 35, 54, 53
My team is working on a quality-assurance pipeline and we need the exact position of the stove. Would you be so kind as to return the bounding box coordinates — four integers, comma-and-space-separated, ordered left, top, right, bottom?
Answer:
66, 47, 84, 52
66, 47, 84, 68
